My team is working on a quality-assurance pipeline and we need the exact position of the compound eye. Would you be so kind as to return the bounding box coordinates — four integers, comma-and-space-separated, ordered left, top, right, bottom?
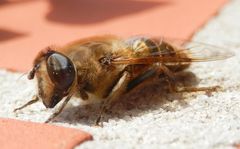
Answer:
46, 52, 75, 93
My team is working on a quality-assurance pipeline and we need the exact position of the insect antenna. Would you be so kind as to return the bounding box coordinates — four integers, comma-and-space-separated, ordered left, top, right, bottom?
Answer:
16, 72, 28, 82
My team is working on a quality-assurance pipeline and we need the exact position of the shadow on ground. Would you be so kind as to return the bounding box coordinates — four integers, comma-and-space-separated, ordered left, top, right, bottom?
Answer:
0, 0, 33, 7
0, 28, 26, 42
53, 71, 201, 125
46, 0, 169, 24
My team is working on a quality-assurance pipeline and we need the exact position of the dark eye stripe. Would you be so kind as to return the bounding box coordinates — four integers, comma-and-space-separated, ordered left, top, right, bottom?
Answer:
37, 77, 45, 98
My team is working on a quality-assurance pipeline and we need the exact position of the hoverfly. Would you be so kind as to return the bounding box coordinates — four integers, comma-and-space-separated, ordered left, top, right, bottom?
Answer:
14, 35, 234, 125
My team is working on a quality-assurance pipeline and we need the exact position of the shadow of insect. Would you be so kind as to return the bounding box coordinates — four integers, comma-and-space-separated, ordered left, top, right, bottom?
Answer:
53, 71, 200, 125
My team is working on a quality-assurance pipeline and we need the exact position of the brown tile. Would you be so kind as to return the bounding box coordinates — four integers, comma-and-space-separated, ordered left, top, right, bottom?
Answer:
0, 118, 93, 149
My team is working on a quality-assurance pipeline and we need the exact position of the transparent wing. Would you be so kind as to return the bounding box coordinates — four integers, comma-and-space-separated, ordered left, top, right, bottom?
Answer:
112, 37, 234, 65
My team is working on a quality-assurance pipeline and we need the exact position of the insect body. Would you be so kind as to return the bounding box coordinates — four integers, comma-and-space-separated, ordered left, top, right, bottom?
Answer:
14, 35, 234, 125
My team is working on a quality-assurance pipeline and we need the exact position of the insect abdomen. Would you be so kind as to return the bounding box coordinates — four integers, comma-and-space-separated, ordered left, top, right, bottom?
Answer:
126, 37, 190, 72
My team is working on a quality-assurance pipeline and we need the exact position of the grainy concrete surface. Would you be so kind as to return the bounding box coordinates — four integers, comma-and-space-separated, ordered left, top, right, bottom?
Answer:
1, 0, 240, 149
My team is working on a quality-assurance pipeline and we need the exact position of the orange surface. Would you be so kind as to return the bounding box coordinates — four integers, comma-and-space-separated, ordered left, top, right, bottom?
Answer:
0, 0, 228, 72
0, 118, 93, 149
234, 144, 240, 149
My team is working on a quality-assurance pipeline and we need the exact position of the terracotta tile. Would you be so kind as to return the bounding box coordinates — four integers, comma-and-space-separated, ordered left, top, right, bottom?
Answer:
0, 118, 93, 149
234, 143, 240, 149
0, 0, 228, 72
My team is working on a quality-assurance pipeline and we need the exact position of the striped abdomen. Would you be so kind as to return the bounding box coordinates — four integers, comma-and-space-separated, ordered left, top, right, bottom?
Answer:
125, 36, 190, 72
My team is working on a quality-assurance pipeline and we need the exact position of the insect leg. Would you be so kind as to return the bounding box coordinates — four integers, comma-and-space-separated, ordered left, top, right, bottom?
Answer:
79, 88, 89, 100
158, 65, 220, 94
158, 65, 178, 92
95, 71, 131, 126
174, 86, 221, 95
13, 95, 39, 112
96, 66, 163, 126
45, 94, 72, 123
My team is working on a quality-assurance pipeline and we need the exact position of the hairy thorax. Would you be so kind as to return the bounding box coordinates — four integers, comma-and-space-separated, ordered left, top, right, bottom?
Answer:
61, 38, 127, 99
